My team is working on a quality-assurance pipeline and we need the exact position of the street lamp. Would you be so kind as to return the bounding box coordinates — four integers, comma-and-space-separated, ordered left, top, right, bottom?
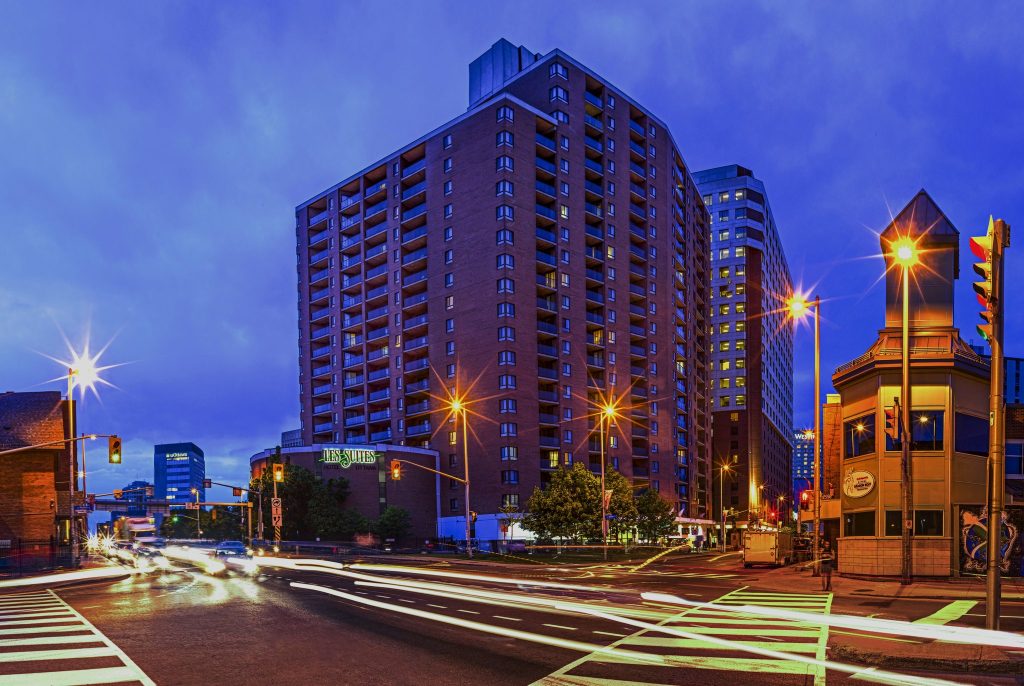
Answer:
888, 235, 918, 585
719, 462, 732, 551
597, 400, 621, 561
787, 292, 822, 576
447, 394, 472, 559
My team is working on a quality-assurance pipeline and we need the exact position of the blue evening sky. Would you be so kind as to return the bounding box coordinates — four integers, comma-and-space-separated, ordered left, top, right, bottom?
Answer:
1, 2, 1022, 500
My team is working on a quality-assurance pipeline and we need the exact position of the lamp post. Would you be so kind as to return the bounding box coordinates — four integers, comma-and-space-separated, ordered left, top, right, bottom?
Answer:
891, 237, 917, 585
595, 401, 621, 562
450, 397, 473, 560
191, 488, 201, 539
787, 293, 821, 576
719, 462, 731, 551
66, 368, 78, 559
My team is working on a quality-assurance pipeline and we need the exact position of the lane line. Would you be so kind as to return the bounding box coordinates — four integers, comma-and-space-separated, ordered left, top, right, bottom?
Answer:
543, 624, 578, 631
456, 609, 480, 615
593, 630, 627, 638
914, 600, 978, 626
427, 604, 447, 609
494, 615, 522, 622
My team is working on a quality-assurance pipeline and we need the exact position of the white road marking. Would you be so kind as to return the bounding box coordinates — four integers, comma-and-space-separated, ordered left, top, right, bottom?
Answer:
427, 603, 447, 609
593, 630, 627, 638
456, 609, 480, 615
494, 615, 522, 622
542, 624, 578, 631
397, 598, 415, 604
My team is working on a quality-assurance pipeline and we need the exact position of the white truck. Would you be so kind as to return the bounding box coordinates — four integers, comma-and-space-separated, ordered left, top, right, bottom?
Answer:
742, 529, 793, 568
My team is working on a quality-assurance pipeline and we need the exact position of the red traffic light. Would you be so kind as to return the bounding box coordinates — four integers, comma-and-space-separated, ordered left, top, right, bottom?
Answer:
390, 462, 402, 480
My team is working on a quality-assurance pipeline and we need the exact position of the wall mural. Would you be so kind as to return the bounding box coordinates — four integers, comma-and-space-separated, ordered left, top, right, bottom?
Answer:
960, 506, 1021, 575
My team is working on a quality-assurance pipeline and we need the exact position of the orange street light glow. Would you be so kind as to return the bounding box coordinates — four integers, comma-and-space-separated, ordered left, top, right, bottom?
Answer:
891, 236, 919, 268
787, 295, 809, 318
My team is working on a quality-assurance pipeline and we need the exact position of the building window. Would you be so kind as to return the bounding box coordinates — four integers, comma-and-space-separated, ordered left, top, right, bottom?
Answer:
549, 62, 568, 79
444, 248, 453, 264
444, 226, 453, 241
444, 204, 453, 219
844, 510, 876, 537
497, 302, 515, 318
497, 278, 514, 294
498, 374, 516, 389
552, 110, 569, 124
498, 350, 516, 366
496, 180, 513, 197
497, 325, 515, 341
496, 228, 513, 245
500, 422, 517, 437
501, 470, 520, 485
444, 180, 453, 196
450, 498, 460, 511
445, 295, 454, 310
449, 431, 457, 446
496, 155, 514, 171
444, 273, 454, 288
496, 253, 514, 270
496, 204, 514, 221
442, 134, 452, 149
445, 318, 454, 333
446, 363, 456, 378
500, 446, 518, 461
845, 414, 876, 458
549, 86, 568, 102
954, 412, 988, 456
499, 399, 517, 414
502, 494, 520, 508
497, 105, 513, 122
496, 131, 514, 147
563, 429, 573, 443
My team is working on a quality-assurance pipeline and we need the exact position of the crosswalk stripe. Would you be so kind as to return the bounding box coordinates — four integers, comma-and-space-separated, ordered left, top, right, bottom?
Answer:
623, 637, 822, 652
0, 634, 104, 648
0, 618, 79, 627
0, 626, 93, 636
0, 609, 73, 618
0, 666, 143, 686
914, 600, 978, 625
0, 614, 76, 623
0, 646, 118, 662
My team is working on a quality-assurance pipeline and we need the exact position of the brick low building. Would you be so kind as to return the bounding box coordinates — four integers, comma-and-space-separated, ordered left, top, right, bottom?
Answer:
0, 391, 78, 570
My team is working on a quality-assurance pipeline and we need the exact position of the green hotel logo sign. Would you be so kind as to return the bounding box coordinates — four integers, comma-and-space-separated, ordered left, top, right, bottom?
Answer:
320, 446, 380, 468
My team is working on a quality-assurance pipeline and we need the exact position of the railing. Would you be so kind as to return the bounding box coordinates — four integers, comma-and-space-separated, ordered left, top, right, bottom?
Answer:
308, 209, 329, 227
584, 158, 604, 175
401, 203, 427, 223
341, 195, 359, 209
311, 326, 331, 339
309, 228, 330, 245
364, 200, 387, 218
584, 136, 604, 153
629, 120, 645, 136
585, 268, 603, 282
585, 225, 603, 240
368, 388, 391, 402
403, 270, 428, 287
535, 157, 557, 174
535, 133, 556, 151
584, 180, 604, 196
364, 181, 387, 198
537, 297, 557, 312
536, 227, 556, 243
401, 158, 426, 177
309, 249, 330, 264
536, 251, 556, 267
310, 268, 329, 283
402, 225, 428, 244
535, 180, 556, 197
584, 113, 603, 131
584, 202, 603, 217
401, 180, 427, 200
584, 91, 603, 109
629, 140, 646, 157
402, 247, 428, 265
536, 204, 557, 220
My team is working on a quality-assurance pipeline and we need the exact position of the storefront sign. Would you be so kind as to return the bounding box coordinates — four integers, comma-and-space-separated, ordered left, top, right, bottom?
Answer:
842, 469, 875, 498
320, 446, 380, 468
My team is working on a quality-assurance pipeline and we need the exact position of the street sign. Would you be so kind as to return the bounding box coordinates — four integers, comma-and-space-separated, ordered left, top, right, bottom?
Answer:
185, 502, 199, 510
271, 498, 282, 528
272, 513, 282, 527
73, 506, 90, 515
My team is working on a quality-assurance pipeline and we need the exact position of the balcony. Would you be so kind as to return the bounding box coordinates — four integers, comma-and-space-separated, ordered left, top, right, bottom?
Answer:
309, 228, 331, 247
537, 320, 557, 335
343, 375, 364, 388
585, 289, 604, 304
364, 200, 387, 220
585, 268, 603, 283
538, 367, 558, 380
370, 429, 393, 443
313, 402, 332, 414
584, 246, 604, 261
401, 180, 426, 201
365, 242, 387, 261
537, 296, 557, 312
310, 308, 330, 323
629, 324, 646, 337
313, 422, 334, 434
537, 342, 557, 358
629, 162, 646, 178
405, 379, 429, 394
629, 183, 647, 199
535, 132, 556, 152
585, 311, 605, 326
366, 305, 388, 322
365, 222, 387, 240
403, 291, 428, 308
401, 203, 427, 223
629, 203, 647, 219
401, 158, 426, 178
538, 389, 559, 403
584, 202, 603, 218
584, 158, 604, 175
630, 223, 647, 240
402, 225, 428, 245
308, 209, 329, 227
343, 395, 365, 408
584, 91, 603, 109
538, 412, 559, 425
535, 180, 556, 198
536, 250, 556, 267
341, 215, 360, 231
402, 247, 428, 266
310, 268, 329, 285
584, 180, 604, 197
367, 346, 389, 362
407, 421, 432, 436
539, 435, 560, 448
536, 204, 557, 221
341, 253, 362, 270
535, 227, 556, 244
629, 120, 645, 137
404, 357, 430, 373
586, 354, 604, 367
312, 384, 331, 396
344, 414, 365, 428
583, 113, 604, 131
535, 157, 557, 175
365, 284, 388, 302
341, 234, 361, 250
402, 269, 428, 288
629, 244, 646, 260
311, 345, 331, 358
402, 313, 429, 331
341, 195, 360, 210
368, 387, 391, 402
629, 140, 646, 158
405, 400, 430, 415
584, 136, 604, 153
404, 335, 428, 351
364, 181, 387, 200
343, 354, 363, 368
309, 249, 330, 266
310, 288, 330, 303
366, 326, 388, 341
311, 326, 331, 340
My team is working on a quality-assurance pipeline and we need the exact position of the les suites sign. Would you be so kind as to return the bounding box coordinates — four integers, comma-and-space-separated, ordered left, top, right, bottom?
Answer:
319, 446, 380, 469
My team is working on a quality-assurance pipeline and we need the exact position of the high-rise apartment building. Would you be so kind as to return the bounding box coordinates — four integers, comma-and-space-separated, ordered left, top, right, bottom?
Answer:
695, 165, 793, 523
154, 442, 205, 505
295, 39, 712, 534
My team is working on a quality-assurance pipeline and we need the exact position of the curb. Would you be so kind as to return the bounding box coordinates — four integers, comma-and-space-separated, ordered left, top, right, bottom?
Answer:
831, 644, 1024, 675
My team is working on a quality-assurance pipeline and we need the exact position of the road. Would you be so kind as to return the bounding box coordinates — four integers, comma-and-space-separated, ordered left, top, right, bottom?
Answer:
0, 551, 1018, 685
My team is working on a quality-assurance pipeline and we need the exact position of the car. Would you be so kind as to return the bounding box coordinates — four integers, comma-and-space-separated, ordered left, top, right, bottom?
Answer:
214, 541, 249, 557
133, 547, 170, 571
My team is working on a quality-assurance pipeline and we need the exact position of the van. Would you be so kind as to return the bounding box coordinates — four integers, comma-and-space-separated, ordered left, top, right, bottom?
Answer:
742, 529, 793, 568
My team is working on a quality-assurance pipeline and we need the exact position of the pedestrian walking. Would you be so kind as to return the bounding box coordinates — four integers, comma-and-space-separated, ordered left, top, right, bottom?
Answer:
820, 540, 834, 591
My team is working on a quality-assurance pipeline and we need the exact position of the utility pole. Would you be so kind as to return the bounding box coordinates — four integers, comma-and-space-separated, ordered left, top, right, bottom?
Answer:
973, 217, 1011, 630
900, 259, 913, 585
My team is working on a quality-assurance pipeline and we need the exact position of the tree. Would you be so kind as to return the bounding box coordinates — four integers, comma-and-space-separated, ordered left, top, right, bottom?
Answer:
523, 463, 601, 543
604, 466, 639, 541
248, 453, 350, 540
305, 477, 352, 539
375, 507, 411, 543
636, 490, 676, 544
337, 509, 372, 540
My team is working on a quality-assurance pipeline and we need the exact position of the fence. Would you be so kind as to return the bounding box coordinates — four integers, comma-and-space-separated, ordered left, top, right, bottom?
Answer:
0, 538, 75, 577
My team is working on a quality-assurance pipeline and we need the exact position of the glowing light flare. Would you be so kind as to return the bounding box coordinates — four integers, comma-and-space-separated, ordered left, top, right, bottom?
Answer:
40, 327, 126, 401
565, 601, 959, 686
640, 592, 1024, 650
291, 581, 666, 665
786, 294, 810, 319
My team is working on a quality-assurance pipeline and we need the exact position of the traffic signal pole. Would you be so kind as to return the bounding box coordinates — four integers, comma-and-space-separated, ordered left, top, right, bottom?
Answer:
980, 218, 1010, 631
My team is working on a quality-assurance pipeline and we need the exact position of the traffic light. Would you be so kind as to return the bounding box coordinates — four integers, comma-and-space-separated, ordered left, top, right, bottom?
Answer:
145, 486, 154, 498
390, 461, 402, 480
211, 509, 217, 521
970, 219, 996, 343
107, 436, 122, 464
172, 515, 179, 523
113, 489, 123, 499
884, 398, 900, 443
203, 478, 212, 489
232, 487, 243, 497
272, 463, 284, 482
800, 491, 811, 511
